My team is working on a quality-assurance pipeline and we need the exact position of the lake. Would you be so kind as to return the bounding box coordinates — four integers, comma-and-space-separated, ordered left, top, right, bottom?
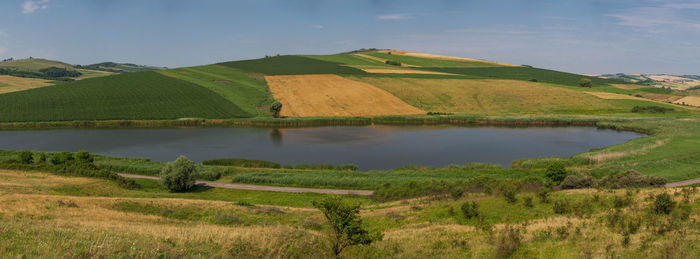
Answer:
0, 126, 643, 170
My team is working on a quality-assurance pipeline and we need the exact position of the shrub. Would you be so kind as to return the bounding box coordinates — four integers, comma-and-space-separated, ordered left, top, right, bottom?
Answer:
460, 201, 479, 219
523, 196, 534, 208
495, 224, 522, 259
652, 193, 676, 215
451, 188, 464, 200
578, 78, 592, 88
159, 156, 198, 192
336, 164, 359, 171
559, 174, 594, 189
537, 188, 551, 203
545, 161, 568, 184
312, 196, 382, 256
50, 151, 74, 165
499, 181, 519, 203
18, 150, 34, 164
613, 195, 632, 208
73, 150, 94, 164
202, 158, 281, 168
35, 152, 47, 164
198, 167, 222, 181
553, 200, 570, 214
631, 106, 674, 114
270, 101, 283, 118
597, 170, 666, 189
385, 60, 401, 66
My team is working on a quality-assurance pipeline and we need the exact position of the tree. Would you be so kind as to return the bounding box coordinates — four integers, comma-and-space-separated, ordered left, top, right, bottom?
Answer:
545, 161, 568, 184
578, 78, 592, 88
18, 150, 34, 164
270, 101, 283, 118
312, 196, 381, 256
159, 156, 198, 192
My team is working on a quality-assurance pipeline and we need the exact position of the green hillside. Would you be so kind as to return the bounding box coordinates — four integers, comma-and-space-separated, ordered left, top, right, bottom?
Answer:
0, 71, 251, 122
0, 58, 75, 72
76, 62, 164, 73
219, 55, 367, 75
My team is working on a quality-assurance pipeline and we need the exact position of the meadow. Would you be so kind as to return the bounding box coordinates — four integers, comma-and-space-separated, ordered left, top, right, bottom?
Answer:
219, 55, 367, 75
1, 169, 697, 258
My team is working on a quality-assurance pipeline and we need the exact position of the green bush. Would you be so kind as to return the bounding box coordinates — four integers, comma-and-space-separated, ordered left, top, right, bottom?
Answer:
198, 167, 222, 181
652, 193, 676, 215
597, 170, 666, 189
545, 161, 568, 185
451, 188, 464, 200
312, 196, 381, 256
159, 156, 198, 192
18, 150, 34, 164
559, 174, 594, 189
553, 200, 570, 214
460, 201, 479, 219
35, 152, 47, 164
499, 181, 519, 203
578, 78, 592, 88
74, 150, 94, 164
537, 188, 551, 203
523, 196, 534, 208
336, 164, 359, 171
385, 60, 401, 66
270, 101, 283, 118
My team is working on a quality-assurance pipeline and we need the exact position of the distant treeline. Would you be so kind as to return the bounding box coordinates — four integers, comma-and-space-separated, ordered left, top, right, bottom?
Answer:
75, 62, 162, 73
0, 66, 81, 81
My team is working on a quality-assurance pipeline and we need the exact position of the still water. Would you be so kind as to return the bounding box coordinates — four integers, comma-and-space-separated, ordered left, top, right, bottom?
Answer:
0, 126, 643, 170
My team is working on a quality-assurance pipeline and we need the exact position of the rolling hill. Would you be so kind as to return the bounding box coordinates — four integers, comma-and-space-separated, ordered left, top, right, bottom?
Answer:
0, 50, 694, 122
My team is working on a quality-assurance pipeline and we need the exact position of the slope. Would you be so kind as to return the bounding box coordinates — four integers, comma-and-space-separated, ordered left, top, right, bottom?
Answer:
0, 71, 251, 122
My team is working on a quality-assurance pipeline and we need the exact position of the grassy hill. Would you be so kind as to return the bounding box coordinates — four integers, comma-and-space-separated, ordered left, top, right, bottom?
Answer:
0, 50, 695, 122
0, 58, 74, 72
76, 62, 164, 73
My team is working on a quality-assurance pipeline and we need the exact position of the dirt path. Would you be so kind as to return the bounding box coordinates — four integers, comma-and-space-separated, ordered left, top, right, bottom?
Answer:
118, 173, 374, 196
665, 177, 700, 188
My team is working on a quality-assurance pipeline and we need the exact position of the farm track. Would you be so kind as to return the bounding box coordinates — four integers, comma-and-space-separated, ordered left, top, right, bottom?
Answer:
665, 177, 700, 188
118, 173, 374, 196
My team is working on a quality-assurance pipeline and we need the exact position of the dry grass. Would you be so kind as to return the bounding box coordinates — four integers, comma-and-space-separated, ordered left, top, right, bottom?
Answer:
637, 93, 683, 102
610, 83, 646, 90
377, 50, 520, 67
587, 92, 698, 110
352, 53, 420, 67
0, 75, 53, 94
265, 74, 425, 117
350, 77, 617, 114
674, 96, 700, 107
586, 139, 668, 164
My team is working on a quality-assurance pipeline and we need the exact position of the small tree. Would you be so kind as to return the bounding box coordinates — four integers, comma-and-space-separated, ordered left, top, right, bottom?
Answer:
578, 78, 592, 88
312, 196, 381, 256
159, 156, 198, 192
270, 101, 283, 118
18, 150, 34, 164
545, 161, 568, 185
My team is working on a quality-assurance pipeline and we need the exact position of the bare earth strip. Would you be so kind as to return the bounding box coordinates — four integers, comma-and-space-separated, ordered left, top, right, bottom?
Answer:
360, 68, 457, 75
0, 75, 53, 94
673, 96, 700, 107
118, 173, 373, 195
265, 74, 425, 117
377, 50, 520, 67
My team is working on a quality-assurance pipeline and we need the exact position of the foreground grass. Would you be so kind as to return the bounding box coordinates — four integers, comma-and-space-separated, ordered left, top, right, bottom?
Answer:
1, 170, 698, 258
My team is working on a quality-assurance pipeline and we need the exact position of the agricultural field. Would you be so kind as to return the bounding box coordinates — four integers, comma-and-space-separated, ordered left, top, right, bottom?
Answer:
0, 58, 74, 72
0, 71, 252, 122
265, 74, 424, 117
0, 75, 53, 94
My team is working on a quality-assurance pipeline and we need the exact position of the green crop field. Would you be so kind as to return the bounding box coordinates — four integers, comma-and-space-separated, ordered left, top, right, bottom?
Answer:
364, 52, 504, 67
419, 66, 622, 87
0, 71, 252, 122
219, 55, 367, 75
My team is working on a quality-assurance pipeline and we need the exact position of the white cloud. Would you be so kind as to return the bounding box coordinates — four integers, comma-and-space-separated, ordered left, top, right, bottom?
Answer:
311, 25, 324, 29
376, 13, 412, 20
608, 5, 700, 32
22, 0, 50, 14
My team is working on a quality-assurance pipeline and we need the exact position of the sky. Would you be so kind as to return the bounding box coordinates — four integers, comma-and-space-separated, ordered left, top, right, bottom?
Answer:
1, 0, 699, 75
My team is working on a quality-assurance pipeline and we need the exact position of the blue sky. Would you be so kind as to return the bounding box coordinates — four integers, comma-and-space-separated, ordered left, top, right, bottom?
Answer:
1, 0, 699, 74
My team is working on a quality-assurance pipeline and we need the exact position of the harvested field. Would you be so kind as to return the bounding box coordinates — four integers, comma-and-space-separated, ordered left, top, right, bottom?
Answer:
265, 74, 424, 117
674, 96, 700, 107
360, 68, 456, 75
352, 54, 420, 67
587, 92, 647, 100
377, 50, 519, 67
637, 93, 682, 102
349, 77, 618, 114
0, 75, 53, 94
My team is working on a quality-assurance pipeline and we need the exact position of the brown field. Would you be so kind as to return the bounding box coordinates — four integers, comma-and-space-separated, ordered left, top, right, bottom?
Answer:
376, 50, 520, 67
265, 74, 424, 117
636, 93, 683, 102
348, 77, 619, 114
360, 68, 456, 75
587, 92, 698, 110
0, 75, 53, 94
352, 53, 421, 67
674, 96, 700, 107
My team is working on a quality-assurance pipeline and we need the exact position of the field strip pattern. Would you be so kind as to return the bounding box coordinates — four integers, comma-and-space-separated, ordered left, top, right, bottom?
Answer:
118, 173, 374, 195
360, 68, 457, 75
586, 92, 699, 110
377, 50, 520, 67
265, 74, 425, 117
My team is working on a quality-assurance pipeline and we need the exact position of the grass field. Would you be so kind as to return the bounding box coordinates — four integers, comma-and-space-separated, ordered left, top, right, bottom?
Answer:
365, 52, 503, 68
1, 169, 697, 258
266, 74, 424, 117
219, 55, 367, 75
0, 75, 53, 94
0, 71, 252, 122
0, 58, 74, 72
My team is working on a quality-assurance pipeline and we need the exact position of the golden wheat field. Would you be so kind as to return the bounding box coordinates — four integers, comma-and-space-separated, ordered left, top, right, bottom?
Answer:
0, 75, 53, 94
264, 74, 425, 117
349, 77, 619, 114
